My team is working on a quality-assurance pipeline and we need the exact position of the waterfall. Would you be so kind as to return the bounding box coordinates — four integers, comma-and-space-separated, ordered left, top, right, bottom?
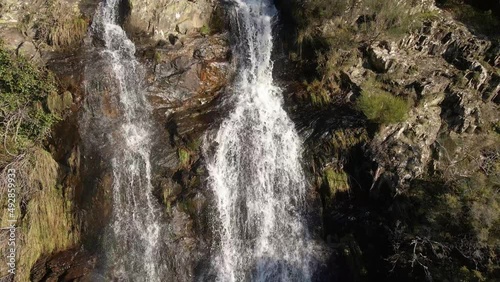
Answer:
206, 0, 314, 281
83, 0, 164, 280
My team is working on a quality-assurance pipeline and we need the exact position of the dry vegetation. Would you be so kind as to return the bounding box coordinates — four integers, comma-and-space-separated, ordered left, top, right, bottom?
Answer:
0, 44, 78, 280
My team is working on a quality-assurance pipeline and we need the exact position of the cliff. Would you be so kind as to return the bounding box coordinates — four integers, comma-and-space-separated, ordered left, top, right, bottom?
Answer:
0, 0, 498, 281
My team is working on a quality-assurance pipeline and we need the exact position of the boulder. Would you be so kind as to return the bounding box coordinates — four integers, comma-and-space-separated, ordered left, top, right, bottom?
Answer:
127, 0, 213, 41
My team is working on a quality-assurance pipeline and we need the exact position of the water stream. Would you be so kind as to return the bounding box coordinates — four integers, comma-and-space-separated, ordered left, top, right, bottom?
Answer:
82, 0, 315, 280
206, 0, 315, 281
83, 0, 164, 280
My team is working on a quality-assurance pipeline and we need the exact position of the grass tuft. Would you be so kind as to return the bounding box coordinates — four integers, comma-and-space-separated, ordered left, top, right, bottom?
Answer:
356, 79, 409, 124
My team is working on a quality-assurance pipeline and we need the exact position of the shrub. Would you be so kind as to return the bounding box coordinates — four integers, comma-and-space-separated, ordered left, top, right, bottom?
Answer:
356, 81, 409, 124
0, 45, 59, 158
387, 172, 500, 280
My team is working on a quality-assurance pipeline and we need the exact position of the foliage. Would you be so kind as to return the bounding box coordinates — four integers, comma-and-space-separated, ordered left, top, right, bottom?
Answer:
305, 79, 332, 106
288, 0, 348, 29
356, 80, 409, 124
387, 172, 500, 280
287, 0, 434, 104
0, 45, 59, 158
494, 121, 500, 134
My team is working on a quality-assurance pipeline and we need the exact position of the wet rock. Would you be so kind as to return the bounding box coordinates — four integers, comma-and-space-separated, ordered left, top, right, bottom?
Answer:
30, 248, 97, 282
160, 177, 183, 203
147, 34, 231, 108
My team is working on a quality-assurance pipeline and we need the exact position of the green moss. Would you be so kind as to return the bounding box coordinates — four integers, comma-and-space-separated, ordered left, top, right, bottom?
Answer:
178, 148, 191, 168
187, 138, 202, 152
356, 79, 409, 124
200, 25, 211, 36
153, 51, 162, 63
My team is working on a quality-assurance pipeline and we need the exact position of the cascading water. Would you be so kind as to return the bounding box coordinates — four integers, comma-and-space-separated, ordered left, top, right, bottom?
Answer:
206, 0, 315, 281
83, 0, 164, 280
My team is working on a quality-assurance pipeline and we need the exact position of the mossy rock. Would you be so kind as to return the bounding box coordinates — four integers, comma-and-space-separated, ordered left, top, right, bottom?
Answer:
47, 91, 72, 115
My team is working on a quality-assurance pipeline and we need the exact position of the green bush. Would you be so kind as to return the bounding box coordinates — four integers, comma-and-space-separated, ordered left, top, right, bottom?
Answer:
356, 85, 409, 124
0, 45, 59, 156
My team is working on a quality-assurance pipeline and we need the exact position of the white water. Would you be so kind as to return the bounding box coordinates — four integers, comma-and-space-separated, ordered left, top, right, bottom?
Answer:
206, 0, 314, 281
89, 1, 163, 280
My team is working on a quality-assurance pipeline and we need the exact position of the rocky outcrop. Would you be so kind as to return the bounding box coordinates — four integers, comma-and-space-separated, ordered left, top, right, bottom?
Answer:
126, 0, 215, 41
357, 15, 500, 189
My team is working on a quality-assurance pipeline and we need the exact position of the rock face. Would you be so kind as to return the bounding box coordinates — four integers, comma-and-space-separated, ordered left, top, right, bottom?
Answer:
143, 33, 231, 280
146, 34, 230, 108
30, 248, 97, 282
126, 0, 214, 41
353, 16, 500, 189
